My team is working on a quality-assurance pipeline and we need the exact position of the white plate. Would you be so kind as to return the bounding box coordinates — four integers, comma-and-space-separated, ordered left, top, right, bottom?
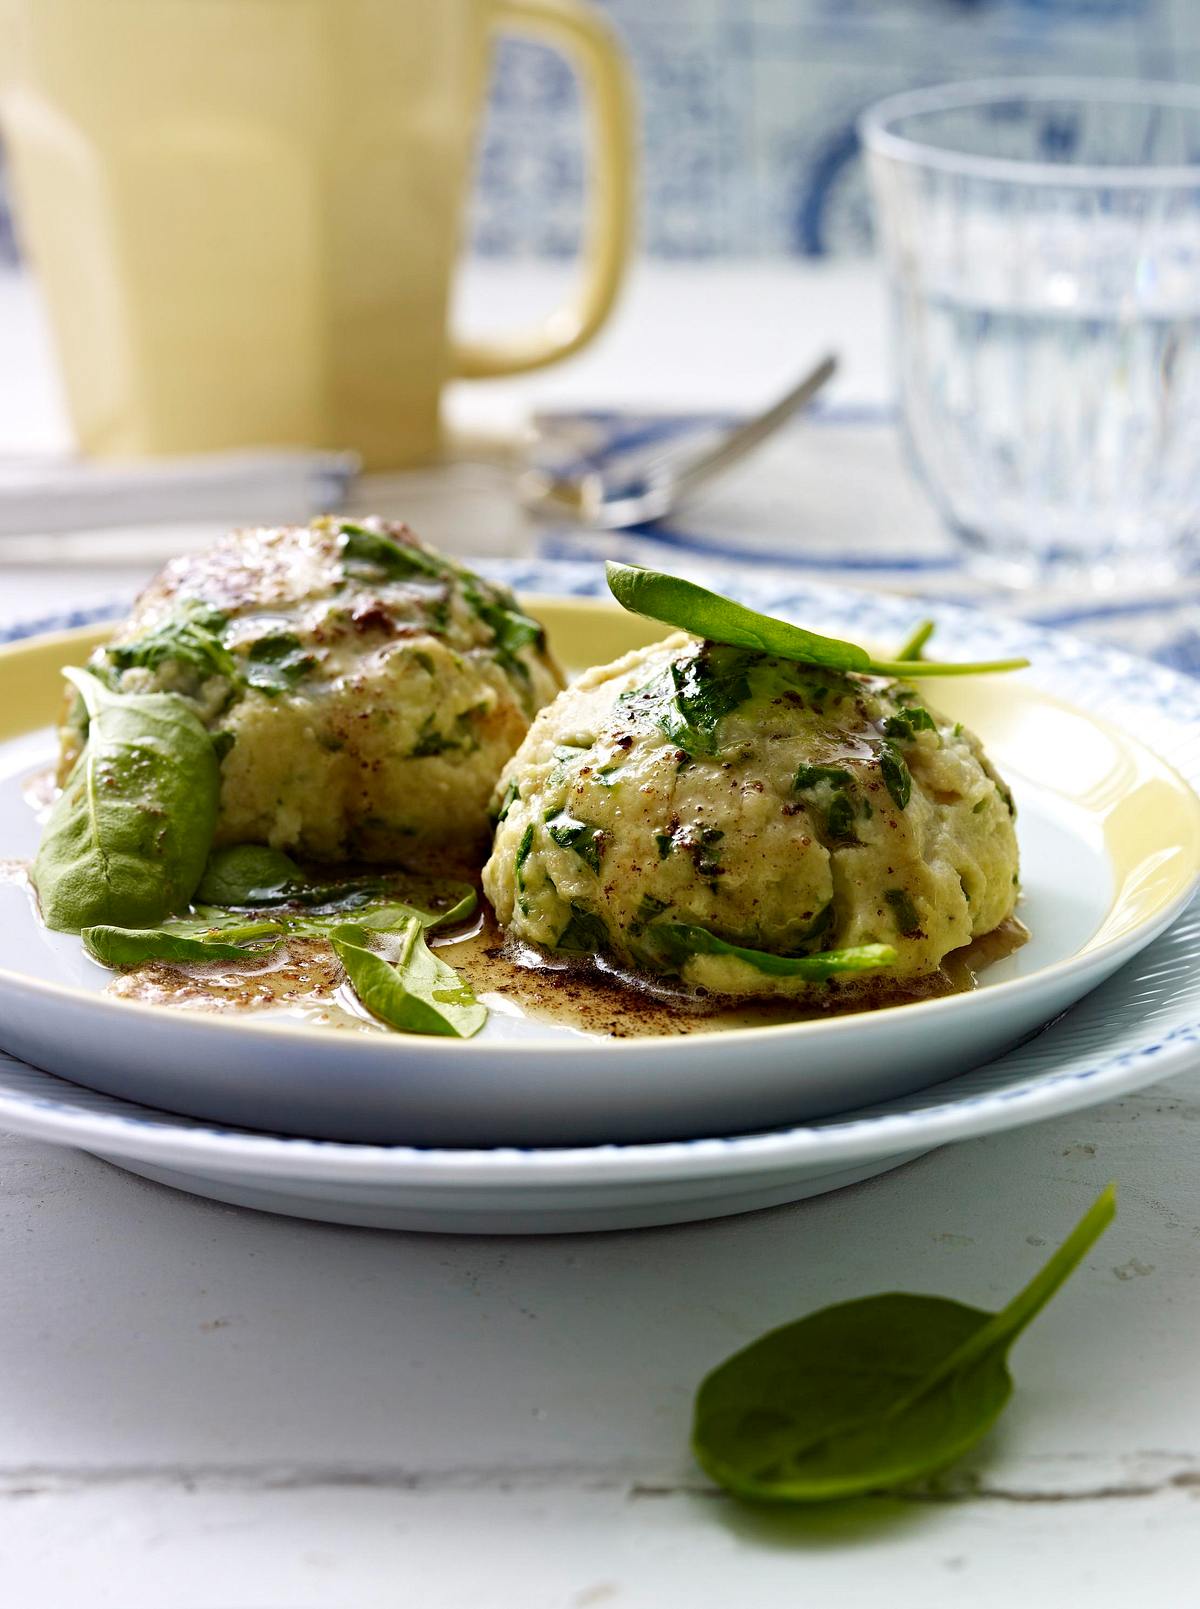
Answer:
0, 581, 1198, 1150
0, 889, 1197, 1231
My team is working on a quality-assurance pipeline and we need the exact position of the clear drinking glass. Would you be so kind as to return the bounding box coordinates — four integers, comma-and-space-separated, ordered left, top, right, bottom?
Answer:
860, 79, 1200, 585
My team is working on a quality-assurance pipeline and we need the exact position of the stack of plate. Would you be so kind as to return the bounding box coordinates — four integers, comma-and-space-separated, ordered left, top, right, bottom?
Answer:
2, 572, 1197, 1233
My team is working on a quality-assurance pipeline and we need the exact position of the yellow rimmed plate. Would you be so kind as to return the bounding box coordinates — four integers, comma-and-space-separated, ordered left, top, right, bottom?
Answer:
0, 589, 1197, 1153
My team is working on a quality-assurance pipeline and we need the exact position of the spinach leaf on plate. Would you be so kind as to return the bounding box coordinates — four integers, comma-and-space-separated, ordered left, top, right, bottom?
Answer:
82, 924, 281, 968
290, 890, 476, 938
195, 844, 308, 906
331, 919, 486, 1038
85, 882, 477, 978
193, 847, 476, 929
33, 668, 220, 933
692, 1184, 1115, 1503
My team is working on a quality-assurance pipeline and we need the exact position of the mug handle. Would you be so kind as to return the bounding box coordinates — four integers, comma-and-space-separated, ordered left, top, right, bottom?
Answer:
450, 0, 635, 379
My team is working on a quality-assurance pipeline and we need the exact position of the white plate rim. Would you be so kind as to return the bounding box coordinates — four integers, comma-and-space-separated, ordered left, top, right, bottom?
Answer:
0, 1007, 1194, 1185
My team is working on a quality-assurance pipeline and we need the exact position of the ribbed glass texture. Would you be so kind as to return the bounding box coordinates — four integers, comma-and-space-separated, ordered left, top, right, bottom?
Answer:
862, 81, 1200, 585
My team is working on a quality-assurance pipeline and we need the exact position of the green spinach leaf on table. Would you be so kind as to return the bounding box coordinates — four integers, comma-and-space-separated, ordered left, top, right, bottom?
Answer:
692, 1184, 1115, 1503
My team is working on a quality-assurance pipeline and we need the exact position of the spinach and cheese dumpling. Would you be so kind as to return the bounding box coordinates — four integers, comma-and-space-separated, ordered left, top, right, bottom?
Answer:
57, 519, 562, 860
482, 633, 1019, 1000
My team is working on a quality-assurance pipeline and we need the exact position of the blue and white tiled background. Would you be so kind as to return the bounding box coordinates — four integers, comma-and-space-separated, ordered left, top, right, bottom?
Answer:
476, 0, 1196, 259
0, 0, 1197, 264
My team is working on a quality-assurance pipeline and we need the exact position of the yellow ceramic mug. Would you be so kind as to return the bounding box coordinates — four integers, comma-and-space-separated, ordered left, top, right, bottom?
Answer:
0, 0, 634, 467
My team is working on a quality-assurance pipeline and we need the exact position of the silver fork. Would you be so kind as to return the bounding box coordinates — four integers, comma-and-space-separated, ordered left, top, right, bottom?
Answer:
518, 352, 837, 529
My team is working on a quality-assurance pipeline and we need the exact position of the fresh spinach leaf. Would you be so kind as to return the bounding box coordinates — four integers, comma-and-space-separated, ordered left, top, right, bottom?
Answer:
194, 847, 475, 925
895, 619, 935, 662
192, 852, 475, 929
553, 904, 611, 954
637, 923, 896, 980
160, 911, 290, 943
878, 741, 912, 811
196, 844, 307, 906
94, 889, 474, 960
83, 872, 477, 990
33, 668, 220, 933
331, 919, 485, 1038
692, 1184, 1115, 1503
290, 891, 475, 937
609, 564, 869, 672
546, 811, 604, 873
606, 563, 1028, 678
411, 885, 478, 930
82, 924, 280, 968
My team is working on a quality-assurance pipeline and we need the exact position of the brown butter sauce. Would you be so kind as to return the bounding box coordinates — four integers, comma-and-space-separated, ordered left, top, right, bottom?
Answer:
112, 898, 1029, 1040
438, 908, 1030, 1038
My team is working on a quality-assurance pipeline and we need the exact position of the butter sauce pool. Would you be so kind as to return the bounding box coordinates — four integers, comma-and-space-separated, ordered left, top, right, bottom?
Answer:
102, 895, 1028, 1040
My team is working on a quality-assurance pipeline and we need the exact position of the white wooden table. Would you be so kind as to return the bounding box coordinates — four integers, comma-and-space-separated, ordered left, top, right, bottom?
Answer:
2, 263, 1198, 1607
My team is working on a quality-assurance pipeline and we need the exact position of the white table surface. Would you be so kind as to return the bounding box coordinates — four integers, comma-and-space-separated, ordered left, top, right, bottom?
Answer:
2, 262, 1199, 1608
